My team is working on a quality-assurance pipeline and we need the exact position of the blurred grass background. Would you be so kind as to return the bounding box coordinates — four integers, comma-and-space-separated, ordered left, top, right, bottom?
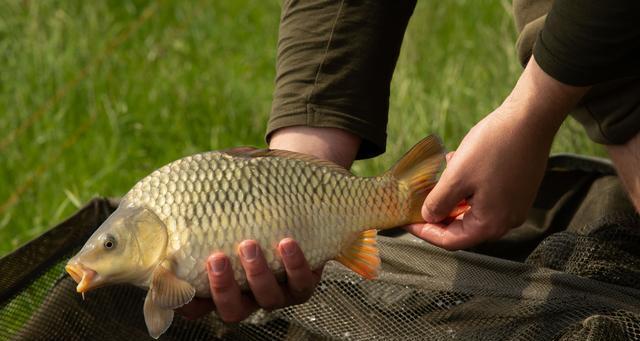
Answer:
0, 0, 604, 256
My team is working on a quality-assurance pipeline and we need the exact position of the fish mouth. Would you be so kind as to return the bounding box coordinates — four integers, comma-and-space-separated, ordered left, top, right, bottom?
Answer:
65, 263, 98, 293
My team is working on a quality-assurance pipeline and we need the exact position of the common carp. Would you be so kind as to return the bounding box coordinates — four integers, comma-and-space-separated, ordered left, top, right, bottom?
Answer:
65, 135, 444, 338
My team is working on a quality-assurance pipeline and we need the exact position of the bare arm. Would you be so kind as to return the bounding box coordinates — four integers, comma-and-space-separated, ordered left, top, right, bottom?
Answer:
269, 126, 362, 168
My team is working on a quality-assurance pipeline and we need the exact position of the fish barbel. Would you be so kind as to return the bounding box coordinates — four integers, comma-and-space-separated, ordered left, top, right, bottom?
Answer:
65, 135, 445, 338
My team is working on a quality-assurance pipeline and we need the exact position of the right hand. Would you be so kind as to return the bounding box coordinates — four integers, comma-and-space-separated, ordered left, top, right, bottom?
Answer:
176, 238, 322, 322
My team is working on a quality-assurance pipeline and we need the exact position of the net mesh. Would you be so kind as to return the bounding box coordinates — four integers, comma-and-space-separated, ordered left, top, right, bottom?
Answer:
1, 155, 639, 341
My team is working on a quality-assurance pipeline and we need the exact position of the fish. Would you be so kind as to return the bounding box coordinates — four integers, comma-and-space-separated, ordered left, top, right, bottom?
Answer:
65, 135, 445, 338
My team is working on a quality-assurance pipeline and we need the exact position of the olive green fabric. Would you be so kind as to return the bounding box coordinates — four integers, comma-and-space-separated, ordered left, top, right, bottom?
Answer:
533, 0, 640, 87
266, 0, 417, 160
1, 155, 640, 340
514, 0, 640, 145
268, 0, 640, 151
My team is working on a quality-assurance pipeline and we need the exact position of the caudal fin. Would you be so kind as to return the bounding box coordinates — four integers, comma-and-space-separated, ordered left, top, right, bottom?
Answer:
386, 135, 445, 223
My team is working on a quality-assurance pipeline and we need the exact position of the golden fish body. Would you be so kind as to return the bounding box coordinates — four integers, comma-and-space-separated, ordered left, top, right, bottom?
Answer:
66, 136, 444, 338
125, 150, 405, 293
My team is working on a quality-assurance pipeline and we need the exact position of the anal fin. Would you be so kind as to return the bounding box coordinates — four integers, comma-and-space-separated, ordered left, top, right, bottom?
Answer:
335, 229, 380, 279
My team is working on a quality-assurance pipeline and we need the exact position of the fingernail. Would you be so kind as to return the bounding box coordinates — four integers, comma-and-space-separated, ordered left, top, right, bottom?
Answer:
209, 256, 227, 274
240, 242, 257, 261
280, 239, 297, 257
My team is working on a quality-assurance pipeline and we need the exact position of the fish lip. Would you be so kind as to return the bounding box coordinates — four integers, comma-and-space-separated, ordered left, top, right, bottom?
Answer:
65, 263, 99, 293
65, 264, 83, 283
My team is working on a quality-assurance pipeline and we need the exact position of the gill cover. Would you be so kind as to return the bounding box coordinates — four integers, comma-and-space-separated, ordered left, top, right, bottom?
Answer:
66, 205, 168, 292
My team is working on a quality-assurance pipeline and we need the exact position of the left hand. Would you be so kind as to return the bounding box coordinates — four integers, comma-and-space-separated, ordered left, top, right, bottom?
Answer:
404, 56, 589, 250
176, 238, 322, 322
404, 107, 552, 250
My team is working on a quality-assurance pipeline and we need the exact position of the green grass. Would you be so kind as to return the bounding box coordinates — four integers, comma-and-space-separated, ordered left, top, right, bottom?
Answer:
0, 0, 605, 256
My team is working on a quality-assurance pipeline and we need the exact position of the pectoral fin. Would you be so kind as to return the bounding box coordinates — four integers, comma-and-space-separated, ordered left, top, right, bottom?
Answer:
144, 290, 174, 339
335, 229, 380, 279
151, 261, 196, 309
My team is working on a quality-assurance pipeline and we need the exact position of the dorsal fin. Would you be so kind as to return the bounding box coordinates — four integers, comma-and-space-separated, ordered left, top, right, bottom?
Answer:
222, 147, 352, 176
220, 146, 259, 156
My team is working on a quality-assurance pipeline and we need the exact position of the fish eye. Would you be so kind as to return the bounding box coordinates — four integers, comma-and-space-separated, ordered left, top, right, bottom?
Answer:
103, 235, 117, 250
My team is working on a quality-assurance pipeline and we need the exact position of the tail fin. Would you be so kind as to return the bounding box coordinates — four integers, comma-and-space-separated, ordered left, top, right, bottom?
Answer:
386, 135, 445, 223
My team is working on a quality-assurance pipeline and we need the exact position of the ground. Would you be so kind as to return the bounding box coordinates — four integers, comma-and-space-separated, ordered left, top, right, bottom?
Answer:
0, 0, 604, 255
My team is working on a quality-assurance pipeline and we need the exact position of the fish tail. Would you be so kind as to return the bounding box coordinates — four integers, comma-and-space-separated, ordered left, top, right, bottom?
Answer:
334, 136, 443, 279
386, 135, 445, 223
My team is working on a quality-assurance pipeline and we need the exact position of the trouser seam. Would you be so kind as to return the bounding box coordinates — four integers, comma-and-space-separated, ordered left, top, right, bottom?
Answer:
306, 0, 345, 125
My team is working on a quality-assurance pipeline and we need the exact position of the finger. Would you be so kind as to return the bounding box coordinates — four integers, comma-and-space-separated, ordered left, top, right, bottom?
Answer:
422, 167, 471, 223
406, 211, 489, 250
238, 240, 286, 310
278, 238, 318, 304
207, 253, 257, 322
175, 298, 215, 320
445, 151, 455, 163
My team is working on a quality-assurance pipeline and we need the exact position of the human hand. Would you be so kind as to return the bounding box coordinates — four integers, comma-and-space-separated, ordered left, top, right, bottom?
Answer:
176, 238, 322, 322
405, 56, 589, 250
404, 109, 552, 249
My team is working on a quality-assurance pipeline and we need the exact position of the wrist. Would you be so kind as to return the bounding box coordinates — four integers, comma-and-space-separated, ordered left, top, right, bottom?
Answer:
268, 126, 361, 168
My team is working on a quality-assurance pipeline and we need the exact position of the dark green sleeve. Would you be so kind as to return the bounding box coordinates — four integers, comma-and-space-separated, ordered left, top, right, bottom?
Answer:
533, 0, 640, 86
266, 0, 416, 160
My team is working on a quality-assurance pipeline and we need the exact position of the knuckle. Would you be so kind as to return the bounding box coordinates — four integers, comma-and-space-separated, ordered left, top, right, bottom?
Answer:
245, 264, 270, 278
284, 256, 307, 271
211, 294, 234, 308
281, 257, 302, 272
210, 277, 232, 291
424, 196, 445, 218
210, 281, 229, 291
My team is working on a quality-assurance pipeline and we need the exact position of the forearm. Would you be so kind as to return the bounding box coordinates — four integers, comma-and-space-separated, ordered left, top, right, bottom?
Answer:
499, 56, 589, 145
268, 126, 361, 169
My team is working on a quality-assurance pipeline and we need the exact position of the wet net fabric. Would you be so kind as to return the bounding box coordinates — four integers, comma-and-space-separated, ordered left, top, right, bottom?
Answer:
1, 155, 640, 341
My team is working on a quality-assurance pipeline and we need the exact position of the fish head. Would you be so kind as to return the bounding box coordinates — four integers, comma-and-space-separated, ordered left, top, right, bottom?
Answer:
66, 205, 168, 293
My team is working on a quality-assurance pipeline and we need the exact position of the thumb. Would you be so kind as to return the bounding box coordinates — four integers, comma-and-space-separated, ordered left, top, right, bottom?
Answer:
422, 167, 470, 223
445, 151, 455, 163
